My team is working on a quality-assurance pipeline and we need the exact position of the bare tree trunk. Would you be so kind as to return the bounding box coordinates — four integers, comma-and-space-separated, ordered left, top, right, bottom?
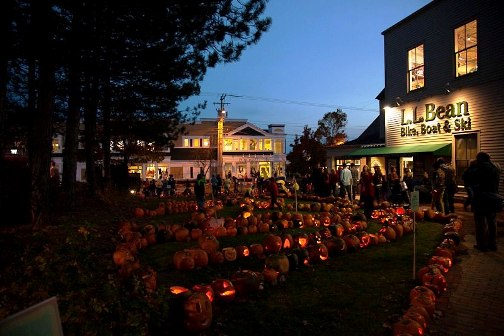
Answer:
84, 77, 98, 196
62, 5, 83, 210
27, 0, 56, 228
0, 0, 15, 215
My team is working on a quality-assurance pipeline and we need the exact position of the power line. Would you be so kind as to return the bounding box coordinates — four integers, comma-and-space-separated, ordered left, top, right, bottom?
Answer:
199, 91, 380, 113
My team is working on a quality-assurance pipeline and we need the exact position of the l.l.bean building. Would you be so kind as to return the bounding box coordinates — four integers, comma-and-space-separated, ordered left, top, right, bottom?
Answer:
336, 0, 504, 194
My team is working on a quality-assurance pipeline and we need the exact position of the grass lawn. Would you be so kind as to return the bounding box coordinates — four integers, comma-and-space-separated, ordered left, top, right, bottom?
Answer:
0, 189, 444, 336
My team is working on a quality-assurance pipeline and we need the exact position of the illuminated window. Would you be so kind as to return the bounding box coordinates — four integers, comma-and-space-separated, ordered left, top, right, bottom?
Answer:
408, 44, 424, 91
455, 20, 477, 77
258, 139, 263, 150
52, 138, 60, 152
240, 139, 248, 150
233, 140, 239, 151
183, 138, 189, 147
274, 140, 283, 154
202, 138, 210, 147
193, 138, 200, 148
249, 139, 257, 150
224, 139, 233, 151
264, 139, 272, 151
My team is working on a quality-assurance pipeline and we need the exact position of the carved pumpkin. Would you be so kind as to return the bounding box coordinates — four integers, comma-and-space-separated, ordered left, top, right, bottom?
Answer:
222, 247, 237, 262
410, 293, 436, 316
235, 245, 250, 258
208, 251, 225, 265
409, 286, 436, 303
113, 246, 135, 266
249, 243, 264, 258
404, 311, 428, 330
169, 285, 191, 296
198, 234, 220, 254
185, 249, 209, 268
355, 231, 371, 248
262, 267, 279, 285
324, 237, 347, 256
307, 243, 329, 263
211, 279, 236, 301
183, 293, 213, 332
392, 317, 423, 336
406, 305, 431, 325
173, 250, 195, 271
294, 233, 309, 248
428, 256, 452, 274
343, 234, 361, 253
263, 234, 283, 254
192, 284, 214, 302
281, 233, 294, 250
231, 270, 261, 296
265, 253, 290, 274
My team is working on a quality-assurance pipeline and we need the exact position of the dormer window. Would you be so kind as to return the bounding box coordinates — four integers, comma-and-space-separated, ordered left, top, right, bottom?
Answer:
408, 44, 424, 92
455, 20, 477, 77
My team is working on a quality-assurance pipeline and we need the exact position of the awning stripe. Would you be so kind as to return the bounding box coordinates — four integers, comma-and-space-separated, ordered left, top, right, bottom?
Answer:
346, 143, 451, 157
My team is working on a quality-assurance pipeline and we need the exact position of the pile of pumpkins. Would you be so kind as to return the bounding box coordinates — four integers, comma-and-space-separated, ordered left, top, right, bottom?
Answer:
392, 216, 463, 336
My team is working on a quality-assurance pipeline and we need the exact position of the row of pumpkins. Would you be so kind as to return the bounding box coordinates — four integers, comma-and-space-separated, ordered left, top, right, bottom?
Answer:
392, 217, 463, 336
118, 206, 428, 333
118, 197, 460, 334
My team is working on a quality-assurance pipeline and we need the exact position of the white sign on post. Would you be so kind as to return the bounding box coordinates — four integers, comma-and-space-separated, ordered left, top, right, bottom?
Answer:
410, 190, 419, 211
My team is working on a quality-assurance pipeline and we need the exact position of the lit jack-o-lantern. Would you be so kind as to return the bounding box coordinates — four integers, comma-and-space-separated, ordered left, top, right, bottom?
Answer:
192, 283, 214, 302
281, 233, 294, 250
307, 243, 329, 263
183, 292, 213, 332
211, 279, 236, 301
395, 206, 406, 215
428, 256, 452, 274
320, 215, 332, 227
392, 317, 424, 336
355, 231, 371, 248
170, 285, 191, 296
235, 245, 250, 258
371, 209, 387, 219
294, 233, 309, 248
222, 247, 237, 262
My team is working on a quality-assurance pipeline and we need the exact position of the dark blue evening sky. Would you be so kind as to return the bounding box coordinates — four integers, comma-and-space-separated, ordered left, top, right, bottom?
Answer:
182, 0, 431, 147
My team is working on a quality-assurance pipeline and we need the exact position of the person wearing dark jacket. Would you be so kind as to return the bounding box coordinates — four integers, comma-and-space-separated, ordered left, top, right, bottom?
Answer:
472, 152, 501, 251
462, 160, 477, 211
194, 174, 206, 211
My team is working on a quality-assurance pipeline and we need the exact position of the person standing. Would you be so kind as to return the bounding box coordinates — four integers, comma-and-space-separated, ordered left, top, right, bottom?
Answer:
359, 165, 375, 219
340, 163, 353, 200
194, 174, 206, 212
168, 174, 176, 196
373, 166, 385, 202
267, 177, 282, 210
439, 158, 457, 214
431, 161, 446, 213
462, 160, 477, 211
329, 168, 339, 197
472, 152, 501, 251
350, 163, 359, 201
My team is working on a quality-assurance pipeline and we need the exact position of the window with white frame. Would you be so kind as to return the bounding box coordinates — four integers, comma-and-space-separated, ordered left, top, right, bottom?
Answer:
408, 44, 424, 92
455, 20, 477, 77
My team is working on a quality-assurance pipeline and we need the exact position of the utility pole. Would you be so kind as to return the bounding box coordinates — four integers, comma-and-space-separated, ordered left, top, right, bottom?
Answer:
214, 94, 229, 178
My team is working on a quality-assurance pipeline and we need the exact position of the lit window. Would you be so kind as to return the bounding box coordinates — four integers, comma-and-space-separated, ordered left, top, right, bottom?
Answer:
233, 140, 239, 150
264, 139, 272, 151
193, 138, 200, 148
202, 138, 210, 147
274, 140, 283, 154
408, 44, 424, 91
249, 139, 257, 150
183, 138, 189, 147
52, 138, 60, 152
455, 20, 477, 77
224, 139, 233, 151
240, 139, 248, 150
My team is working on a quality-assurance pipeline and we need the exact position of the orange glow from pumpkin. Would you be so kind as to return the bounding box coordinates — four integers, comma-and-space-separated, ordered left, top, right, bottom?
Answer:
192, 284, 214, 302
297, 237, 308, 248
283, 239, 291, 250
170, 286, 190, 295
396, 207, 406, 215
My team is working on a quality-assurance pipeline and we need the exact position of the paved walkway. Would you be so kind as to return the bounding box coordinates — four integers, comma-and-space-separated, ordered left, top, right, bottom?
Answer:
427, 202, 504, 336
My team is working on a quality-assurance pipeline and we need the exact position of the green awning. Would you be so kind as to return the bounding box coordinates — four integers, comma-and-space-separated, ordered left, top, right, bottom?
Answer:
347, 143, 451, 157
